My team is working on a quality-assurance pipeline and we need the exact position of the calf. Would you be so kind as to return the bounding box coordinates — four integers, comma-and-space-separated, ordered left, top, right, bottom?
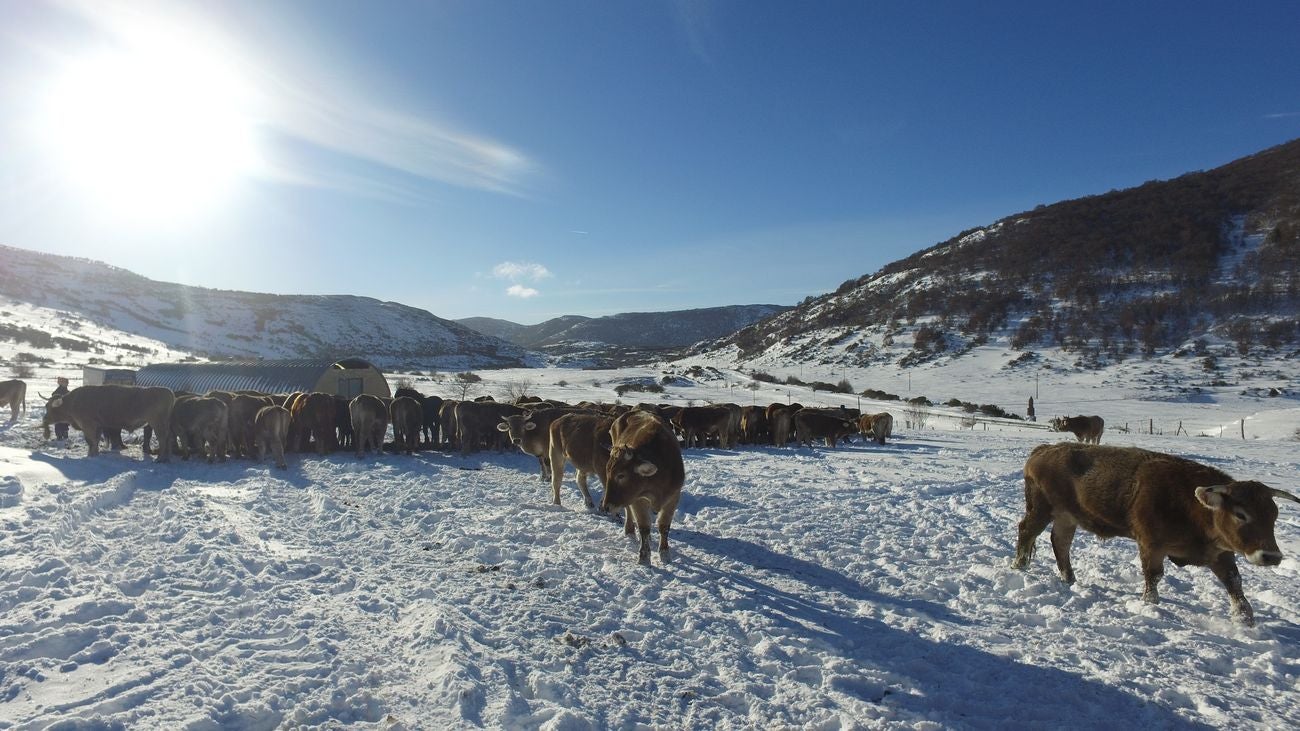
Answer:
254, 405, 291, 469
859, 412, 894, 445
1, 379, 26, 421
547, 412, 615, 509
1014, 443, 1300, 625
605, 410, 686, 565
498, 407, 586, 482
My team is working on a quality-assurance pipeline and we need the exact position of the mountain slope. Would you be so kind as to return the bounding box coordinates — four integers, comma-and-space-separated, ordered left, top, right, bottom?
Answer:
714, 138, 1300, 367
461, 305, 789, 350
0, 245, 535, 369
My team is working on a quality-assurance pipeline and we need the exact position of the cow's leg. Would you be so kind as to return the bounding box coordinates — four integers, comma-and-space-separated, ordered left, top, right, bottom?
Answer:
1013, 486, 1052, 570
538, 455, 549, 482
1208, 552, 1253, 626
1138, 542, 1166, 604
1049, 517, 1078, 584
83, 421, 100, 456
548, 443, 566, 505
575, 470, 595, 511
656, 493, 681, 563
629, 502, 652, 565
274, 438, 286, 469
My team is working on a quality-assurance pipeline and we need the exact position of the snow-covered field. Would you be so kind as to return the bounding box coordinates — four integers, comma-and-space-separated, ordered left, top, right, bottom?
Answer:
1, 359, 1298, 729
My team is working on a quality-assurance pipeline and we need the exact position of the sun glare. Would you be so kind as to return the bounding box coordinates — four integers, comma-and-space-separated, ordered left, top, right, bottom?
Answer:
38, 35, 260, 224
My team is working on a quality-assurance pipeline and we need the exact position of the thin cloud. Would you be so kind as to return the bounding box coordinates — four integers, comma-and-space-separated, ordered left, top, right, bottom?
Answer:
492, 261, 553, 282
1263, 111, 1300, 119
506, 284, 540, 298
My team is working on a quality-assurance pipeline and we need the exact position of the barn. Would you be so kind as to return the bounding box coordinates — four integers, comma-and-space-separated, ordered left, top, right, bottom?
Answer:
133, 358, 391, 399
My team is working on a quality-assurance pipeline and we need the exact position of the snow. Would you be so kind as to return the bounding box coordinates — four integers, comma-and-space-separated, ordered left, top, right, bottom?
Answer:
1, 283, 1298, 728
2, 357, 1299, 728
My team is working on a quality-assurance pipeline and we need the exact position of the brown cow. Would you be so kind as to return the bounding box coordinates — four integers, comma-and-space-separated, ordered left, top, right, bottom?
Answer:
605, 410, 685, 565
350, 394, 389, 459
768, 404, 804, 447
673, 405, 734, 449
439, 400, 459, 450
794, 408, 858, 448
498, 407, 587, 482
390, 396, 423, 455
455, 400, 523, 454
254, 405, 291, 469
1014, 443, 1300, 625
1050, 415, 1104, 444
739, 405, 769, 445
1, 379, 26, 421
173, 396, 229, 463
547, 412, 615, 509
859, 412, 894, 445
228, 393, 274, 458
292, 392, 338, 455
43, 385, 174, 462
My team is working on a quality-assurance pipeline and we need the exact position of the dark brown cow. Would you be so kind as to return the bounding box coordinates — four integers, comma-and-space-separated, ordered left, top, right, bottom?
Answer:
349, 394, 389, 459
333, 396, 354, 450
672, 405, 734, 449
172, 396, 228, 463
439, 400, 459, 450
498, 407, 588, 482
768, 404, 803, 447
1014, 443, 1300, 625
605, 410, 685, 565
254, 405, 291, 469
390, 396, 423, 455
43, 385, 174, 462
1, 379, 26, 421
738, 405, 769, 445
455, 401, 523, 454
291, 392, 337, 455
547, 412, 616, 509
228, 393, 274, 458
858, 412, 894, 445
1050, 415, 1104, 444
794, 408, 858, 448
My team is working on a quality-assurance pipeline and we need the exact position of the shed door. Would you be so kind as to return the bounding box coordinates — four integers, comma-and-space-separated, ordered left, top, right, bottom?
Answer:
338, 377, 364, 398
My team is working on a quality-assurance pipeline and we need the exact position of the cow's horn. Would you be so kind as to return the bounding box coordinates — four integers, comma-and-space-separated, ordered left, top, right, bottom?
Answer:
1270, 488, 1300, 505
38, 392, 49, 400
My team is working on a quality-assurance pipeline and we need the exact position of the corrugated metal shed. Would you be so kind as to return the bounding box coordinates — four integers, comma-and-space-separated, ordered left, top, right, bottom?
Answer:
132, 358, 390, 398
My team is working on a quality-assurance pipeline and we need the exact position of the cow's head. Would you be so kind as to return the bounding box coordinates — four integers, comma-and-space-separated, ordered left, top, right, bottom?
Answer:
495, 414, 536, 445
42, 393, 70, 438
604, 446, 659, 508
1195, 481, 1299, 566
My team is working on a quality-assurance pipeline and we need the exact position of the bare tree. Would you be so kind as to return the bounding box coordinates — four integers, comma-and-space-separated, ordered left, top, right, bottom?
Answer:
500, 379, 535, 404
453, 372, 482, 400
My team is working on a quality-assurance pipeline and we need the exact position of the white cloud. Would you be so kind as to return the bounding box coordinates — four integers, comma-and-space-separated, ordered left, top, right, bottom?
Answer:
506, 284, 540, 298
492, 261, 552, 282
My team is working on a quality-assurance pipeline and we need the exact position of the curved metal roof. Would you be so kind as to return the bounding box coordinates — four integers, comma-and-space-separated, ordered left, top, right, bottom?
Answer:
134, 358, 382, 395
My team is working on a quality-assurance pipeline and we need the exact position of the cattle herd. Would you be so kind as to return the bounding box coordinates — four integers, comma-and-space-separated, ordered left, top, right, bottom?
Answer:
5, 378, 1297, 618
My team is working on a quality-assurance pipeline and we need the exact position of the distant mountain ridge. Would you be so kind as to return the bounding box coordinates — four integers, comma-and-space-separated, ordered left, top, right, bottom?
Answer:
459, 305, 790, 363
710, 137, 1300, 367
0, 245, 535, 369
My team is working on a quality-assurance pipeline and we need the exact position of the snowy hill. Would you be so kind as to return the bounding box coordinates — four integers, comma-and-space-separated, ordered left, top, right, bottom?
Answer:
460, 305, 790, 366
712, 137, 1300, 368
0, 244, 535, 370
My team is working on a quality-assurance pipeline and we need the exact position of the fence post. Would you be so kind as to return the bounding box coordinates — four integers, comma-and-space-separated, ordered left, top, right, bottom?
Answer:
1149, 418, 1153, 435
1241, 420, 1246, 440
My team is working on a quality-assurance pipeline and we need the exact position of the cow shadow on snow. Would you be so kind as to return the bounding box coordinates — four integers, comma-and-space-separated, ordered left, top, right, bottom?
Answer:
28, 450, 183, 492
669, 528, 1213, 729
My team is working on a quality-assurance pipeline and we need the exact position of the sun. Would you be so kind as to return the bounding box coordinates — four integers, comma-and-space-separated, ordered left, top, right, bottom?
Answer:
38, 37, 260, 224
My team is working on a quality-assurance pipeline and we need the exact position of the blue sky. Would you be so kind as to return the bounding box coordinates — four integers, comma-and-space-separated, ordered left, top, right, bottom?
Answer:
1, 1, 1298, 324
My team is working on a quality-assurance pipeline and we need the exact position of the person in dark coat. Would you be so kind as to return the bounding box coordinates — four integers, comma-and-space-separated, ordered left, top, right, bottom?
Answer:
51, 376, 70, 439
